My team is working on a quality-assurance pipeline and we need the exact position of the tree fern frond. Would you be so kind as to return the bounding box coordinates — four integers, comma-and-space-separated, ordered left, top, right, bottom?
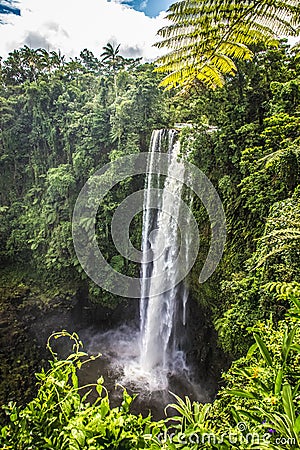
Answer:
158, 59, 226, 90
255, 244, 290, 268
155, 0, 300, 90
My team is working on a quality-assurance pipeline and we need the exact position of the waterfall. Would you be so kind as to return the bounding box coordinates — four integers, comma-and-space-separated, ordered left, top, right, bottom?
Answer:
139, 129, 191, 389
182, 192, 193, 327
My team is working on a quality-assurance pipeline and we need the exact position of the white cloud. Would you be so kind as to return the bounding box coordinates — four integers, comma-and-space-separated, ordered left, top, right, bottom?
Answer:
0, 0, 168, 60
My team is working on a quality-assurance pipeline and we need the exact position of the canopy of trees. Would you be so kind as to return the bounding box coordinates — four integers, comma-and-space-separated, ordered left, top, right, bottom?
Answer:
0, 44, 170, 305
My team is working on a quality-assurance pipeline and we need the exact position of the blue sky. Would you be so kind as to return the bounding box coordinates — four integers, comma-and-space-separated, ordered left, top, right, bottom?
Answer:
0, 0, 173, 19
124, 0, 173, 17
0, 1, 20, 16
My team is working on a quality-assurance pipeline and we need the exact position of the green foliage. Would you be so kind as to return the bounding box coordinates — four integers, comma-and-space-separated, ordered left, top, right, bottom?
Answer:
0, 47, 170, 303
0, 331, 163, 449
2, 298, 299, 449
155, 0, 299, 90
177, 42, 300, 359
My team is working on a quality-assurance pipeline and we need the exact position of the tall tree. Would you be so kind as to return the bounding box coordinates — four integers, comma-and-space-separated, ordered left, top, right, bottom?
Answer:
101, 43, 123, 72
101, 42, 124, 98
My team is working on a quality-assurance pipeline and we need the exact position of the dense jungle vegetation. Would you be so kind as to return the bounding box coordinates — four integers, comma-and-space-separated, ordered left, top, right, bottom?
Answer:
1, 2, 300, 448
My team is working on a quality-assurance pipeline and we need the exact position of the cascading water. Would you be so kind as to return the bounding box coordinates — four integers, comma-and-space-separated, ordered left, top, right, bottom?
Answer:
80, 129, 211, 417
139, 129, 191, 390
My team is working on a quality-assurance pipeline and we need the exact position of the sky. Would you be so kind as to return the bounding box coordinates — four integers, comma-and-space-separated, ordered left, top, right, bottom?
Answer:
123, 0, 173, 17
0, 0, 174, 60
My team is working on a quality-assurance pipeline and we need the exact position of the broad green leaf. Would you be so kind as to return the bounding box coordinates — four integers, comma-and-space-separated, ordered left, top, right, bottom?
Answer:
290, 344, 300, 353
254, 333, 273, 367
274, 369, 283, 395
282, 326, 297, 362
246, 343, 258, 359
226, 389, 257, 399
71, 370, 78, 389
282, 383, 295, 425
71, 428, 86, 446
294, 415, 300, 434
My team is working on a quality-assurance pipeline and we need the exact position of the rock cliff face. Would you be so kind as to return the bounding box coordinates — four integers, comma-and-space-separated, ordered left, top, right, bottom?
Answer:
184, 294, 230, 396
0, 283, 43, 423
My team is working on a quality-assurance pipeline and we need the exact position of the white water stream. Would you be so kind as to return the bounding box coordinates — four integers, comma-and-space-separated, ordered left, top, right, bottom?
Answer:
82, 130, 209, 406
137, 129, 191, 389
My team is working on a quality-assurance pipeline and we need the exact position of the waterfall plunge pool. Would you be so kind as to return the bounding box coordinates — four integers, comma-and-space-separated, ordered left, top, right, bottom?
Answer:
75, 324, 211, 420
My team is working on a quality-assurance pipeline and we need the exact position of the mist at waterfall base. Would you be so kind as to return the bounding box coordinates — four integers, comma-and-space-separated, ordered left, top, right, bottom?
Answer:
77, 130, 210, 418
78, 324, 209, 418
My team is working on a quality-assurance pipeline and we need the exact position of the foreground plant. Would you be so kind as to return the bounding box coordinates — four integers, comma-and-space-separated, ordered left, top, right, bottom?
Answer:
1, 297, 299, 450
0, 331, 163, 450
155, 0, 300, 90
